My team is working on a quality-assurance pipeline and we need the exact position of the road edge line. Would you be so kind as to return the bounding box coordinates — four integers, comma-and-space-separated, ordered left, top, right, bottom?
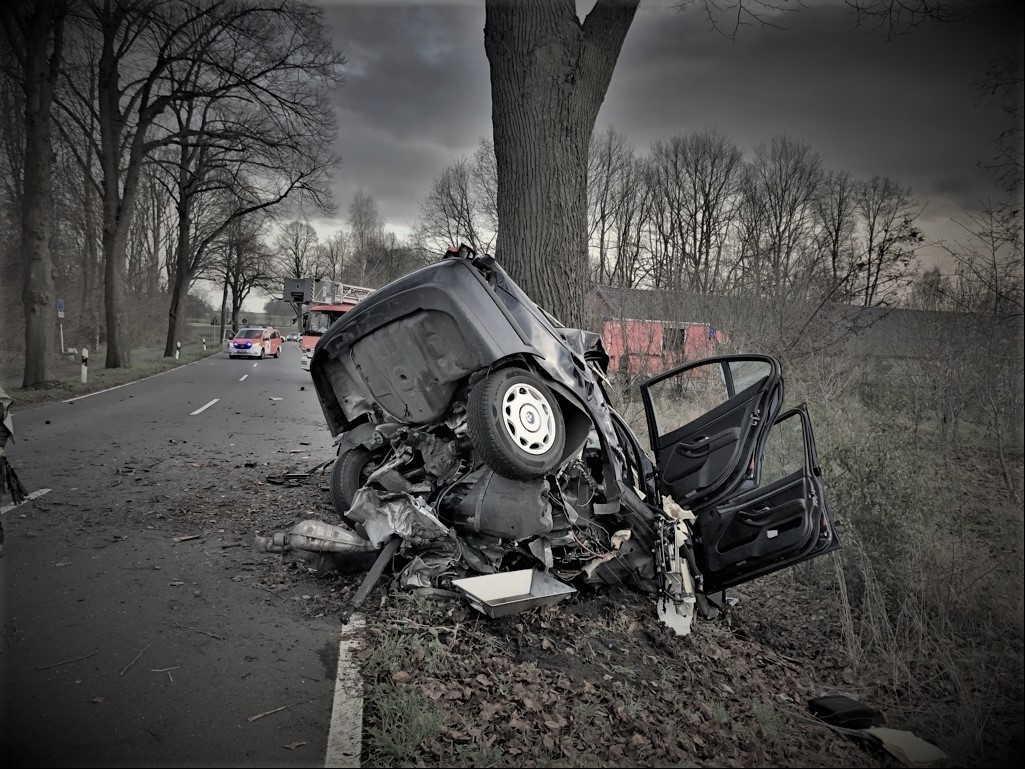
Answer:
1, 488, 52, 515
325, 615, 365, 768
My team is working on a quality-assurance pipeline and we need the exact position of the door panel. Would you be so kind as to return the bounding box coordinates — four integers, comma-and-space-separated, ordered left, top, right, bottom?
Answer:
689, 404, 840, 593
641, 355, 782, 510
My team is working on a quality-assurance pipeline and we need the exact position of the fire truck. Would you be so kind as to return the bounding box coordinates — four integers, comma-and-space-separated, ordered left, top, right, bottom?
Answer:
283, 278, 374, 372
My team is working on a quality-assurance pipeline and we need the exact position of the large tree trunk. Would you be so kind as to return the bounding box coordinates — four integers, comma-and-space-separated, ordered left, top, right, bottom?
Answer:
96, 8, 149, 369
80, 151, 102, 349
164, 189, 191, 358
13, 0, 66, 387
484, 0, 637, 328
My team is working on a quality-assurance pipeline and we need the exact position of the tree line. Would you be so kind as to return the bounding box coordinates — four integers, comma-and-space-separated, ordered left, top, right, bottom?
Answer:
1, 0, 343, 386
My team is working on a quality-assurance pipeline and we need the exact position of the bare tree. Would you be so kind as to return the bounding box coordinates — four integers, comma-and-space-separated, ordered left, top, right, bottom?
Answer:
57, 0, 340, 368
0, 0, 68, 386
814, 170, 861, 301
209, 210, 274, 339
947, 206, 1024, 495
274, 219, 322, 280
855, 175, 923, 306
318, 229, 350, 283
972, 51, 1023, 198
346, 190, 386, 285
648, 129, 743, 294
743, 135, 823, 298
414, 146, 497, 258
908, 266, 952, 311
588, 125, 633, 284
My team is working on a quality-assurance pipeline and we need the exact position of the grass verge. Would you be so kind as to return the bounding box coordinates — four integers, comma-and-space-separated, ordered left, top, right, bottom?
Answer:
1, 341, 221, 408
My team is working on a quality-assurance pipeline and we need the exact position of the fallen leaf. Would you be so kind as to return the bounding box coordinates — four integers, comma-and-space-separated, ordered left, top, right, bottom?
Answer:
284, 741, 306, 750
392, 670, 412, 684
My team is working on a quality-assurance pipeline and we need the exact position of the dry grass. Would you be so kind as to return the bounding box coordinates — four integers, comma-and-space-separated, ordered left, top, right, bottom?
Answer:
608, 360, 1024, 767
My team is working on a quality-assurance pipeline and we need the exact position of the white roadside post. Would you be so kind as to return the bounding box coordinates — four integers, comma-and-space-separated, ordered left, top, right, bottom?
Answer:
57, 298, 65, 353
80, 348, 88, 384
175, 341, 181, 360
202, 337, 207, 352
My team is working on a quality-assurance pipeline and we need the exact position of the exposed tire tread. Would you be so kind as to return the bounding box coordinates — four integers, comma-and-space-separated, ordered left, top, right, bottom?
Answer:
330, 447, 376, 515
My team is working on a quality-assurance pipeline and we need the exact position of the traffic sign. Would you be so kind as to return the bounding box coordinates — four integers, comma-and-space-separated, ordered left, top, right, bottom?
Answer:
56, 298, 65, 319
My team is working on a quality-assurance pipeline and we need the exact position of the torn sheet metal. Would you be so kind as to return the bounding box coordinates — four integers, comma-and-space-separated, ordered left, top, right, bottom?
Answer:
345, 487, 452, 548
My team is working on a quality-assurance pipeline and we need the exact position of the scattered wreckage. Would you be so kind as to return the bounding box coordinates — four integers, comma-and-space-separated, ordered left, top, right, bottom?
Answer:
256, 245, 840, 634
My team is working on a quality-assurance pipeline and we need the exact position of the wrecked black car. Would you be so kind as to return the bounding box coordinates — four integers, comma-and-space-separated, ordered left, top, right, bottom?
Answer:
278, 245, 839, 631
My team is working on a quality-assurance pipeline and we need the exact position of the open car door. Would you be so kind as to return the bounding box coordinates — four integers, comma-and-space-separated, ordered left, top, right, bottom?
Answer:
640, 355, 783, 510
641, 356, 840, 594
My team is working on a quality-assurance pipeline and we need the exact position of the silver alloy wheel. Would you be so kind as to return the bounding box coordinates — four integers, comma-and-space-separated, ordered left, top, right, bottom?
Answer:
501, 382, 557, 455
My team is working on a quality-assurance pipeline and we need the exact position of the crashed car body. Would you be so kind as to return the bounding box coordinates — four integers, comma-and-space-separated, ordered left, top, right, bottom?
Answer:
308, 245, 839, 621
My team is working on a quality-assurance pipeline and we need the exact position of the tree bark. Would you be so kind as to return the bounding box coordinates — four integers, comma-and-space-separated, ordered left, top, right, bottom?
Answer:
164, 159, 192, 358
7, 0, 67, 386
97, 7, 133, 368
484, 0, 637, 328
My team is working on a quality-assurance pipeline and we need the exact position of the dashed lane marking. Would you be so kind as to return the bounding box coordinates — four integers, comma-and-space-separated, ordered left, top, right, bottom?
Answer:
189, 398, 219, 415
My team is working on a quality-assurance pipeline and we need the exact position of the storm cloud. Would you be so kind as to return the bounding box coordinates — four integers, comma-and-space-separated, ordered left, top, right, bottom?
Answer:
319, 0, 1021, 261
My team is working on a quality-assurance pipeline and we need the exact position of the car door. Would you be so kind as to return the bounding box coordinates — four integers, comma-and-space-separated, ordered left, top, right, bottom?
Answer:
689, 404, 841, 592
640, 355, 783, 511
641, 356, 839, 593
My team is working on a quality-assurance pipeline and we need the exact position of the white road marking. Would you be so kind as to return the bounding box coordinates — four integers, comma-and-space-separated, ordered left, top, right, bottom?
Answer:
325, 615, 365, 768
252, 362, 259, 368
1, 488, 52, 515
190, 398, 219, 415
239, 375, 248, 382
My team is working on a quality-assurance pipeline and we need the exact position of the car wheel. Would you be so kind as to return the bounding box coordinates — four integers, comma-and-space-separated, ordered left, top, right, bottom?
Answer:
467, 367, 566, 479
260, 348, 265, 359
330, 447, 379, 515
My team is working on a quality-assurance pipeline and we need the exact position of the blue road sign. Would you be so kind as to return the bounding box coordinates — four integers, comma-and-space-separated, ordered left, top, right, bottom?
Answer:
56, 298, 65, 313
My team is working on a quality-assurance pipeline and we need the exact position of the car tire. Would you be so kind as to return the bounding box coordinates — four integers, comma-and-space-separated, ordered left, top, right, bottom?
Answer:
467, 367, 565, 479
330, 447, 378, 515
260, 348, 265, 359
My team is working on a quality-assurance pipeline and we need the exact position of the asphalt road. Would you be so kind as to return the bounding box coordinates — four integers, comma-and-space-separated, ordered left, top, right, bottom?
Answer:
1, 345, 360, 768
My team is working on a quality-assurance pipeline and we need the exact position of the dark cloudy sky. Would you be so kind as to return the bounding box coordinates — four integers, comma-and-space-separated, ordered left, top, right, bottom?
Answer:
315, 0, 1022, 271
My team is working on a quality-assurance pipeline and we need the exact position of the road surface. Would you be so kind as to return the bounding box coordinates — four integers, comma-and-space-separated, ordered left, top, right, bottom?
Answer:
1, 345, 364, 768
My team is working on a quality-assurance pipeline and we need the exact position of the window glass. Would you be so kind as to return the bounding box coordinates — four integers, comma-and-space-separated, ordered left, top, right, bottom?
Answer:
758, 411, 806, 485
646, 361, 730, 437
